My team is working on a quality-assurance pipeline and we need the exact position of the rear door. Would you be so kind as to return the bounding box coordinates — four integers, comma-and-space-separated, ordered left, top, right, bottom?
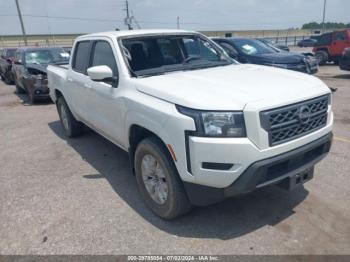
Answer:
84, 39, 126, 145
65, 40, 92, 120
332, 31, 349, 56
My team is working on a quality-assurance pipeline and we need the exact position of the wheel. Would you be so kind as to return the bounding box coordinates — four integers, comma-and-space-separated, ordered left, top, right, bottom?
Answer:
134, 137, 192, 219
15, 79, 25, 94
315, 51, 329, 66
56, 96, 84, 137
28, 91, 37, 104
3, 72, 13, 85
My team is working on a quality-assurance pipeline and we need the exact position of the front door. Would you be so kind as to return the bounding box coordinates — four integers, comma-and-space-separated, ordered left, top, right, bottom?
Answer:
85, 39, 126, 146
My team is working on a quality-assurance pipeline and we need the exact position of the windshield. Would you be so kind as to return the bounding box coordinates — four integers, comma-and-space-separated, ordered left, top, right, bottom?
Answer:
120, 34, 234, 77
232, 39, 277, 55
25, 48, 70, 65
6, 49, 16, 58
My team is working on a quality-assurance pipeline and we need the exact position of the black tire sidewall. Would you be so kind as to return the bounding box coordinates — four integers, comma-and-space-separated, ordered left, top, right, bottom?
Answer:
316, 51, 328, 65
57, 97, 73, 137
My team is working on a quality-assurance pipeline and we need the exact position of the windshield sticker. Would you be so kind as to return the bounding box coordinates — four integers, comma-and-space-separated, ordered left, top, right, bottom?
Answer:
242, 44, 256, 54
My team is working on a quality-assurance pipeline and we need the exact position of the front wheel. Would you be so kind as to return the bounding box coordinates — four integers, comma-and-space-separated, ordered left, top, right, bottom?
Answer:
315, 51, 328, 66
15, 79, 25, 94
57, 96, 84, 138
134, 137, 192, 219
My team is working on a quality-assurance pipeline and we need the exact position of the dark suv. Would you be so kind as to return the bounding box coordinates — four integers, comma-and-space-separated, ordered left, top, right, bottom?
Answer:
0, 48, 17, 84
12, 47, 69, 103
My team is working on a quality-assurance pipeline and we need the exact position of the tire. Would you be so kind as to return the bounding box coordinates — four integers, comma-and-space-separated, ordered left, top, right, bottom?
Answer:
15, 79, 25, 94
28, 91, 37, 104
134, 137, 192, 219
56, 96, 84, 138
315, 51, 329, 66
4, 72, 13, 85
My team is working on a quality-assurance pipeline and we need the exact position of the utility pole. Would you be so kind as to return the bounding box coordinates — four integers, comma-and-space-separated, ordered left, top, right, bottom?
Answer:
322, 0, 327, 33
15, 0, 27, 46
124, 0, 133, 30
177, 16, 180, 29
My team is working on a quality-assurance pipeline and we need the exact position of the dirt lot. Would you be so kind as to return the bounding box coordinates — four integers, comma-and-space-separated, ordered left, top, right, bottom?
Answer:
0, 65, 349, 255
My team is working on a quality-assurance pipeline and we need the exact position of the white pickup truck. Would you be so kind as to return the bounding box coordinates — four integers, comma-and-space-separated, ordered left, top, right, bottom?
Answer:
48, 30, 333, 219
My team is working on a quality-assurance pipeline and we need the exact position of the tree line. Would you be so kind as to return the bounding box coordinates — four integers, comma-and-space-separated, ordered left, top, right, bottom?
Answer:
302, 22, 350, 30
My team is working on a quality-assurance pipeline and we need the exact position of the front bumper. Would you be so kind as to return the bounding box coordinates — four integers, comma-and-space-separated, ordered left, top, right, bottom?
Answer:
184, 132, 333, 206
285, 62, 318, 74
27, 78, 50, 99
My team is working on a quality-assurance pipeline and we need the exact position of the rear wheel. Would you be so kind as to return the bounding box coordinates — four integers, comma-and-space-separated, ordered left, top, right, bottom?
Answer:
3, 72, 13, 85
134, 137, 192, 219
57, 96, 84, 137
315, 51, 329, 66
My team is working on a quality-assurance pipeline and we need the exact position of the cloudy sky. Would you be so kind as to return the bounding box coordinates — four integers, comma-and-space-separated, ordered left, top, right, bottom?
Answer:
0, 0, 348, 35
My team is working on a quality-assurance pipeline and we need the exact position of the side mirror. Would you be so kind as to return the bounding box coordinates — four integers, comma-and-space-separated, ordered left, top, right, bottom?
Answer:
87, 65, 118, 88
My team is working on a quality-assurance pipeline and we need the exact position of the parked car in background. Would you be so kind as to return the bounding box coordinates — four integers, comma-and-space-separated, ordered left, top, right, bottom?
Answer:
257, 38, 290, 52
48, 30, 333, 219
313, 29, 350, 65
12, 47, 70, 103
297, 38, 317, 47
0, 48, 17, 84
213, 37, 318, 74
340, 47, 350, 71
62, 46, 72, 54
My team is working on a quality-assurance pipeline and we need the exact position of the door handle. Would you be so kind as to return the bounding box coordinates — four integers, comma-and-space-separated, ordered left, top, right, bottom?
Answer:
84, 83, 92, 89
67, 77, 73, 82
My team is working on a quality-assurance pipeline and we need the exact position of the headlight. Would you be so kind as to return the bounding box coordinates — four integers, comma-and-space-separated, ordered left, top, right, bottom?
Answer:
176, 106, 246, 137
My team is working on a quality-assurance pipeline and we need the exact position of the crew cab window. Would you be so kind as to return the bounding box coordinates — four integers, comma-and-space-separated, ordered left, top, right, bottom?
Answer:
91, 41, 118, 76
73, 41, 91, 74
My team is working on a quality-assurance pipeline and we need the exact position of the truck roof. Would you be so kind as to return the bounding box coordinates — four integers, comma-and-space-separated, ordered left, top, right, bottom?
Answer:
77, 29, 197, 40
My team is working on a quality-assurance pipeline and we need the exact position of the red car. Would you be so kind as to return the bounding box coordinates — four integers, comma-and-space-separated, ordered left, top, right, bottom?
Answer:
313, 29, 350, 65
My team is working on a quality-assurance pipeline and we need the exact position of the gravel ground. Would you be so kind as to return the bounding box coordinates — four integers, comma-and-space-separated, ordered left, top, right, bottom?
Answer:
0, 65, 349, 255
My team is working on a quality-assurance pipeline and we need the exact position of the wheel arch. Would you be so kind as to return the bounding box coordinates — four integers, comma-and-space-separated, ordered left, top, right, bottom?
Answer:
128, 124, 174, 172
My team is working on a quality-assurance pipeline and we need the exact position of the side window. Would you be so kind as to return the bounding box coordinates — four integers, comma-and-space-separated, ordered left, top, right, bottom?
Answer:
72, 41, 91, 74
219, 42, 238, 54
91, 41, 118, 76
335, 32, 346, 41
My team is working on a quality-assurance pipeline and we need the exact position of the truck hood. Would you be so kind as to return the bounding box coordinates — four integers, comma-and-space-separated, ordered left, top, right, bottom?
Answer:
135, 64, 330, 110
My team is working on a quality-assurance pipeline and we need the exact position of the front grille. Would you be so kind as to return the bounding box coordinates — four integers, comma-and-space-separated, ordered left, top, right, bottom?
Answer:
260, 95, 329, 146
